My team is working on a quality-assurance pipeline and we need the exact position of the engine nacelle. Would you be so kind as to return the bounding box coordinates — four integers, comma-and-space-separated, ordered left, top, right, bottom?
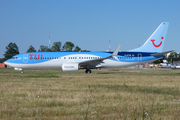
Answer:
62, 63, 79, 71
14, 68, 23, 71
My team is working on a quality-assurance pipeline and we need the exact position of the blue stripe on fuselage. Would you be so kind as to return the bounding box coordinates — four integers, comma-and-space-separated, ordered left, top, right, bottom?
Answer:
5, 51, 163, 64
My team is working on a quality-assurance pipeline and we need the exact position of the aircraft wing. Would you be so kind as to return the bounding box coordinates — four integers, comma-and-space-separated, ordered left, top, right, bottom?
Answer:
151, 50, 174, 56
79, 45, 121, 68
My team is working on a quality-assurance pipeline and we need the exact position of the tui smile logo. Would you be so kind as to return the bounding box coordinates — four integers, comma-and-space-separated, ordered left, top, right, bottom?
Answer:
151, 37, 164, 47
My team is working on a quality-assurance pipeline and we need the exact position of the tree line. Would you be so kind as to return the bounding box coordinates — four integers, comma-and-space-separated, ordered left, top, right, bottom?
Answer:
1, 41, 87, 62
26, 41, 85, 52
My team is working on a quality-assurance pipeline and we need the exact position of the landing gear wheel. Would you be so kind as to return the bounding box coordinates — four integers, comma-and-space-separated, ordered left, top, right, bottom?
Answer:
85, 69, 91, 74
21, 70, 24, 74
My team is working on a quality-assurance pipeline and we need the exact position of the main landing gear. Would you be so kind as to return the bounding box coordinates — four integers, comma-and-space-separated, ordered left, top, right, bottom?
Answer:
85, 69, 91, 74
21, 70, 24, 73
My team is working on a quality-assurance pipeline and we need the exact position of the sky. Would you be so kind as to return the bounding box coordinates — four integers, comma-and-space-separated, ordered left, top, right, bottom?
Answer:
0, 0, 180, 58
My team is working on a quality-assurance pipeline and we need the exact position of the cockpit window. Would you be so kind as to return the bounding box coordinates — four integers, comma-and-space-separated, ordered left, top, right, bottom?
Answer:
13, 57, 18, 59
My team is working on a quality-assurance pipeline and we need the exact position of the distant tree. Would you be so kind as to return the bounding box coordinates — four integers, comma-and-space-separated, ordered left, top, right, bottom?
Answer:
0, 58, 3, 63
81, 50, 89, 52
153, 58, 163, 64
167, 52, 180, 62
3, 42, 19, 61
46, 48, 52, 52
51, 42, 61, 52
74, 46, 81, 52
38, 45, 48, 52
62, 42, 75, 51
26, 45, 36, 53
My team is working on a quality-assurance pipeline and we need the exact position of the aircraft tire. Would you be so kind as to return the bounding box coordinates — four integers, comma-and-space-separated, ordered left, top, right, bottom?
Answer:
85, 69, 91, 74
21, 70, 24, 74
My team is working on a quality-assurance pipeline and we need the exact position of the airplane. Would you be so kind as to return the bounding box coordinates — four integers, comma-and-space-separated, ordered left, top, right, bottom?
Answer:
171, 64, 180, 69
5, 22, 174, 73
175, 65, 180, 69
160, 60, 172, 68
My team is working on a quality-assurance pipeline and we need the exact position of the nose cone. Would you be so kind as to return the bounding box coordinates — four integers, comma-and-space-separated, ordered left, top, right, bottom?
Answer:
4, 59, 10, 66
4, 61, 8, 66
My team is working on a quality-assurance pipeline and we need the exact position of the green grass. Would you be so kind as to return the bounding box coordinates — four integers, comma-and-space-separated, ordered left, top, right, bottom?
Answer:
0, 68, 180, 119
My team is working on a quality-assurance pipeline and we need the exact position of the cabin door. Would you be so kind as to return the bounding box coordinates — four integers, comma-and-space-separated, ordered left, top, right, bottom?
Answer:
138, 54, 142, 62
23, 54, 28, 63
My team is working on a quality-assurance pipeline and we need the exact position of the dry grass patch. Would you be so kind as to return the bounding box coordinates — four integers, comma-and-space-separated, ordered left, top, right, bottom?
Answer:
0, 68, 180, 119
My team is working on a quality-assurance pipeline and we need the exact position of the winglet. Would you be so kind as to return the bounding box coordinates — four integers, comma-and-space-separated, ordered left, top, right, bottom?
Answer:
112, 45, 121, 60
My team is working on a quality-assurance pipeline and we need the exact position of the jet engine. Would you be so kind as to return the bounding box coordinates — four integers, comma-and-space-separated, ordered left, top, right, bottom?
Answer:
62, 63, 79, 71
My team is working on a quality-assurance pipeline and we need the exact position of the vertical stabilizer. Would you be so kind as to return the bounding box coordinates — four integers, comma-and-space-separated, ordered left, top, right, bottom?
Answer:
129, 22, 169, 53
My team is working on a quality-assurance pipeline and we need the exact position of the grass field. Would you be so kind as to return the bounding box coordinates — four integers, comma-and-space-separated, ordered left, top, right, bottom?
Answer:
0, 68, 180, 120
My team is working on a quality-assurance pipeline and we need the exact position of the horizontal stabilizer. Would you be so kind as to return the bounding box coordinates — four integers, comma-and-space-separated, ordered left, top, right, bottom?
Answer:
151, 50, 174, 56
